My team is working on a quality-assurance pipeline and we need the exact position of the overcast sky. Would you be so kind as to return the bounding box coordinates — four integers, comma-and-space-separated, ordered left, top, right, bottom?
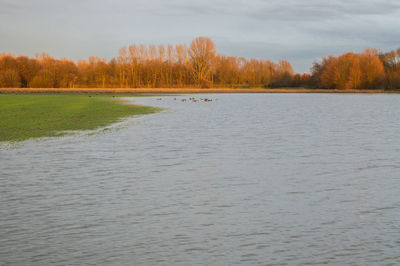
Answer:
1, 0, 399, 72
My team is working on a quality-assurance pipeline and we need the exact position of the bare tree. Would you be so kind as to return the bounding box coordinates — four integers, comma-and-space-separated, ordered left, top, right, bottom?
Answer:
149, 45, 157, 61
139, 45, 148, 62
158, 45, 165, 63
118, 47, 128, 87
167, 44, 175, 64
128, 45, 139, 87
188, 37, 216, 87
176, 44, 187, 64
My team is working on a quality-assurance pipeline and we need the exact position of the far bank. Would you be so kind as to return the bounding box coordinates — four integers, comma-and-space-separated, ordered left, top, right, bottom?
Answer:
1, 87, 399, 94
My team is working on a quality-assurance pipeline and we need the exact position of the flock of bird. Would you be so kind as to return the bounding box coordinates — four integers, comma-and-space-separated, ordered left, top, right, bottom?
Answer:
156, 97, 218, 103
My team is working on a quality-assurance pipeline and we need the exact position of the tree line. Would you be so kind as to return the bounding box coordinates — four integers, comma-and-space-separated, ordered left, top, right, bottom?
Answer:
0, 37, 399, 90
310, 48, 400, 90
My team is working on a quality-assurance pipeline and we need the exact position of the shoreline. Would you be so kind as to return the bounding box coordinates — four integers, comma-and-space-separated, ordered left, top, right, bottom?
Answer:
0, 94, 159, 142
0, 88, 398, 94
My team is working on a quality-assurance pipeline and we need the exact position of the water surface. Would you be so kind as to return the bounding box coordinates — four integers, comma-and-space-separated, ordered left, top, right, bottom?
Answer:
1, 94, 400, 265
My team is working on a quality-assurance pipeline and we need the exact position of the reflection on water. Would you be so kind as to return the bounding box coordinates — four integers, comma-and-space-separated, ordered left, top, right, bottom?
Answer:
1, 94, 400, 265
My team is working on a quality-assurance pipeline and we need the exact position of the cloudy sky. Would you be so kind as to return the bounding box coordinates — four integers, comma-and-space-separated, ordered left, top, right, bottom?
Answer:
1, 0, 399, 72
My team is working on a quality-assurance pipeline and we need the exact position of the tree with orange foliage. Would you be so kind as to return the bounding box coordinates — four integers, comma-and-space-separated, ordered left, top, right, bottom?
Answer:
359, 49, 385, 90
312, 49, 386, 90
346, 54, 361, 90
380, 48, 400, 90
0, 54, 21, 87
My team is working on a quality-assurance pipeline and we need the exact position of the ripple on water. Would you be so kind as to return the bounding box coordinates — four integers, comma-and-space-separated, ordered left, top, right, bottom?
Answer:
1, 94, 400, 265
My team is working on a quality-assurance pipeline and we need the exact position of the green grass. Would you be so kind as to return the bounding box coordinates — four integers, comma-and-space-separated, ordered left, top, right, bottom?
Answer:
0, 94, 160, 142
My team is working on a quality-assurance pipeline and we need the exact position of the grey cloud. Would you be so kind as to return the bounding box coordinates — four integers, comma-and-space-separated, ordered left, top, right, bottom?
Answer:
148, 0, 400, 21
246, 0, 400, 22
0, 1, 23, 14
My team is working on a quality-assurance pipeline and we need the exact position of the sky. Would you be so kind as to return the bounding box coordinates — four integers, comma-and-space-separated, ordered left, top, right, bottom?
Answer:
1, 0, 399, 73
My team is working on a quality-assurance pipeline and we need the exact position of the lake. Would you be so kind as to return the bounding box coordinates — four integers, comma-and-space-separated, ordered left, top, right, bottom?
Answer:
1, 94, 400, 265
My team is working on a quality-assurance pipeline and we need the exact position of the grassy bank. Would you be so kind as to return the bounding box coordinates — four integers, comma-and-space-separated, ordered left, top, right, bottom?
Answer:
0, 94, 160, 142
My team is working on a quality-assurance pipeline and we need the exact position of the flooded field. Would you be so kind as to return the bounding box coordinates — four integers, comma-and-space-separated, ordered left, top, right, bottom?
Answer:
1, 94, 400, 265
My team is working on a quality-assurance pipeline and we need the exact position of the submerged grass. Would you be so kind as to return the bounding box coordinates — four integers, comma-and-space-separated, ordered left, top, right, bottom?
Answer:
0, 94, 160, 142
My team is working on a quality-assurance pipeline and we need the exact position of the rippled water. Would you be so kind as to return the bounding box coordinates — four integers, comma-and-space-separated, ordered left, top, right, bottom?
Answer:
1, 94, 400, 265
